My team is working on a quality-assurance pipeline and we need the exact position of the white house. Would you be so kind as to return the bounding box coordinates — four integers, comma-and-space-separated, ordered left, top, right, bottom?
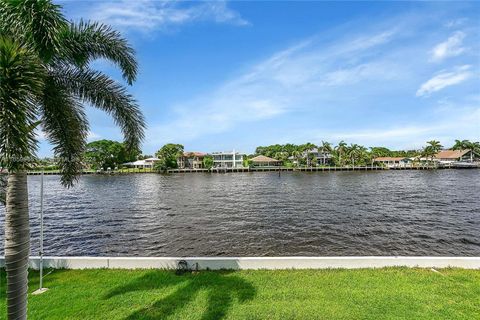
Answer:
123, 157, 160, 169
374, 157, 411, 168
211, 150, 244, 168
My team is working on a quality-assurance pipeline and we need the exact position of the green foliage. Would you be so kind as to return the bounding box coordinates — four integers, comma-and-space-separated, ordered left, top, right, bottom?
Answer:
137, 154, 153, 160
421, 140, 443, 164
0, 36, 45, 171
202, 155, 214, 169
452, 139, 480, 153
154, 143, 184, 171
243, 156, 252, 168
255, 142, 317, 160
0, 0, 144, 186
253, 140, 427, 167
84, 139, 138, 170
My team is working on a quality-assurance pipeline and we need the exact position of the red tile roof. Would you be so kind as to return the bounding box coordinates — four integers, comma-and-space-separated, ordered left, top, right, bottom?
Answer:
435, 150, 469, 159
183, 152, 206, 157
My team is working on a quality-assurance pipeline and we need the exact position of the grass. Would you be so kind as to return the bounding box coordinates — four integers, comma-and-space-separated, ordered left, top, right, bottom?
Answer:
1, 268, 479, 319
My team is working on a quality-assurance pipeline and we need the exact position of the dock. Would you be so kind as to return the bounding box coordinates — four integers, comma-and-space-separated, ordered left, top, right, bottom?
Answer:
23, 164, 478, 176
167, 164, 478, 173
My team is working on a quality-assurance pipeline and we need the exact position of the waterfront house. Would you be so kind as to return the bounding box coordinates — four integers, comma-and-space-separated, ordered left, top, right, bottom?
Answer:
250, 155, 282, 167
434, 150, 480, 163
211, 150, 244, 168
123, 157, 160, 169
374, 157, 411, 168
288, 148, 333, 166
304, 148, 333, 166
177, 152, 206, 169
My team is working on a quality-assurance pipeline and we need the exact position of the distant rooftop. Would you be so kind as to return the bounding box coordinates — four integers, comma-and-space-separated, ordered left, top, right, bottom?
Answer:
435, 150, 469, 159
250, 155, 281, 163
183, 152, 206, 157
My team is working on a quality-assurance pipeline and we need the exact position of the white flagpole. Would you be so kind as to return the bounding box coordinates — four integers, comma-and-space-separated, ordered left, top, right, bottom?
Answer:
39, 170, 44, 289
33, 171, 48, 294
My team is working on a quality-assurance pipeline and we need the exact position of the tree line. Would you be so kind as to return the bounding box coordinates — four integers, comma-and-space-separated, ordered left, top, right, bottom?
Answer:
47, 138, 479, 172
252, 139, 480, 167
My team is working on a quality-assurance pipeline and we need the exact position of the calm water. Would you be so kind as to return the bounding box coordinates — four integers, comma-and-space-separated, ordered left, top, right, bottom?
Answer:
0, 170, 479, 256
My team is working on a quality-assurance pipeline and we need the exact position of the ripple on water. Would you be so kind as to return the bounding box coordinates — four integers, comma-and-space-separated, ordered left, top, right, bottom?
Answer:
0, 170, 479, 256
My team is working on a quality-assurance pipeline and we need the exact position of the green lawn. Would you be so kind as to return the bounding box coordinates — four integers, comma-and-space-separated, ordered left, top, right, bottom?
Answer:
1, 268, 479, 319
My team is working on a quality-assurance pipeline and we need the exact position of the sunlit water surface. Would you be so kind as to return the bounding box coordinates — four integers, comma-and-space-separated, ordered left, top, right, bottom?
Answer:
0, 170, 479, 256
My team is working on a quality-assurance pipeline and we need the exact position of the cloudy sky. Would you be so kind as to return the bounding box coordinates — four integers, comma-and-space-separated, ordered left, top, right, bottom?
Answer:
39, 1, 480, 156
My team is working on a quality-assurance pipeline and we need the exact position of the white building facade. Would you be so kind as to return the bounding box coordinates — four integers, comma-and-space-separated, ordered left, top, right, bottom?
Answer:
211, 150, 244, 168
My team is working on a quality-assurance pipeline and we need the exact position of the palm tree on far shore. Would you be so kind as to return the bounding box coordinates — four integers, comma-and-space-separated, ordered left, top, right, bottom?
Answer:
423, 140, 442, 167
334, 140, 347, 166
0, 1, 145, 319
427, 140, 442, 153
292, 150, 302, 167
452, 139, 479, 162
319, 141, 332, 166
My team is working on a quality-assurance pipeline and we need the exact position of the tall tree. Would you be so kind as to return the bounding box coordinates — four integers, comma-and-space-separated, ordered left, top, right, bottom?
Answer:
319, 141, 332, 166
202, 155, 214, 169
84, 139, 139, 170
422, 140, 442, 167
334, 140, 348, 166
452, 139, 479, 162
0, 1, 145, 318
426, 140, 442, 153
155, 143, 184, 171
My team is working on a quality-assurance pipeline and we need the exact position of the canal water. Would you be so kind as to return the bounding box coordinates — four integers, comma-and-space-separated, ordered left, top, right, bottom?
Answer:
0, 170, 479, 256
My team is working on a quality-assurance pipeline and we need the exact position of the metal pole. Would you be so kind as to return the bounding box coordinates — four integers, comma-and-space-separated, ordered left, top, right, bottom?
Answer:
39, 170, 44, 290
33, 171, 48, 294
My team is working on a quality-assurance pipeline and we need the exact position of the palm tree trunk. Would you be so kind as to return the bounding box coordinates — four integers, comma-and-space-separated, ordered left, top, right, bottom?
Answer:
4, 172, 30, 320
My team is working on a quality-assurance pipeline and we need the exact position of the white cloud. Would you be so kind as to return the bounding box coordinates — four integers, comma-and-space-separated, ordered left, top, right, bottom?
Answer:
87, 131, 101, 141
416, 65, 473, 96
88, 0, 249, 32
430, 31, 466, 62
146, 29, 401, 145
445, 18, 468, 28
301, 103, 480, 150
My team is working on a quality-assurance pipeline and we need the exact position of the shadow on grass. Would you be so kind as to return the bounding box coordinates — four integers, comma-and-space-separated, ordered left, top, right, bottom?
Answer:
104, 270, 256, 320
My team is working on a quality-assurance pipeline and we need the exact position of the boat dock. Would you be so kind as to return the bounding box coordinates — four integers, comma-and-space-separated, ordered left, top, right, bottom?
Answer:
24, 164, 478, 175
167, 164, 478, 173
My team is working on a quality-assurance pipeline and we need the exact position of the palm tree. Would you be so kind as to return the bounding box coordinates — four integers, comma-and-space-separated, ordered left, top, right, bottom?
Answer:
347, 144, 359, 167
425, 140, 442, 167
0, 1, 145, 319
292, 150, 302, 167
319, 141, 332, 166
334, 140, 347, 166
452, 139, 479, 162
274, 151, 288, 165
452, 139, 468, 151
421, 147, 435, 167
426, 140, 442, 153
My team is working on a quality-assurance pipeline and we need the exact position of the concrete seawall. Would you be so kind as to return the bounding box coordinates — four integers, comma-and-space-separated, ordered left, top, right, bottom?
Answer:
1, 256, 479, 270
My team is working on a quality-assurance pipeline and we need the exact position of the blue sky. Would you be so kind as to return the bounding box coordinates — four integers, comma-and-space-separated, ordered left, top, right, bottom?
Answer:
39, 1, 480, 156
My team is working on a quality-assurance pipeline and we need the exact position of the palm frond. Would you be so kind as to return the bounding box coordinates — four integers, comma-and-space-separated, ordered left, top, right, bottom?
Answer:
40, 76, 89, 187
1, 0, 67, 61
0, 0, 24, 37
52, 65, 145, 152
0, 36, 44, 171
59, 20, 138, 84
